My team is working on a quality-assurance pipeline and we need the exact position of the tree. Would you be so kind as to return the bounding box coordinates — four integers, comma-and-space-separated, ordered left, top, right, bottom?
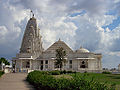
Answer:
0, 57, 10, 65
55, 47, 66, 70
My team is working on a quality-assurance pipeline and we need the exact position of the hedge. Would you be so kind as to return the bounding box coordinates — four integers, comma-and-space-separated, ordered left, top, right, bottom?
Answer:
102, 71, 112, 74
0, 71, 4, 77
27, 71, 115, 90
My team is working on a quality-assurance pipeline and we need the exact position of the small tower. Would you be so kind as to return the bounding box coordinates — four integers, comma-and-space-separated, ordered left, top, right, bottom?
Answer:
20, 12, 43, 55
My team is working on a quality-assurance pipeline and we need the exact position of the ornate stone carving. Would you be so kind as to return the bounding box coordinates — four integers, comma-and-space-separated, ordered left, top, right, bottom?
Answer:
20, 16, 43, 55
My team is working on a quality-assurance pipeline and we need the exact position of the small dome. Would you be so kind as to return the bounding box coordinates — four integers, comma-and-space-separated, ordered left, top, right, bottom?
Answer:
77, 46, 90, 53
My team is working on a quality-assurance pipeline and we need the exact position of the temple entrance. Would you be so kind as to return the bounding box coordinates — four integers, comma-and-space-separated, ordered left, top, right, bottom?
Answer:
80, 65, 86, 68
22, 60, 30, 69
40, 65, 43, 70
26, 61, 30, 68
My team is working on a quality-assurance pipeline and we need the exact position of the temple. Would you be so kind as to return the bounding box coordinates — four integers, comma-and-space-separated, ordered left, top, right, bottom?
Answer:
12, 15, 102, 73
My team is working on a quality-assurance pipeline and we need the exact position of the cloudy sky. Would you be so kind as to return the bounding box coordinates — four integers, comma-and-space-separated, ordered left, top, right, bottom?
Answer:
0, 0, 120, 68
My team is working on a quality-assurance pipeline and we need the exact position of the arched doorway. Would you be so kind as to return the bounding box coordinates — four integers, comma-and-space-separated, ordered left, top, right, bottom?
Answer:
40, 65, 43, 70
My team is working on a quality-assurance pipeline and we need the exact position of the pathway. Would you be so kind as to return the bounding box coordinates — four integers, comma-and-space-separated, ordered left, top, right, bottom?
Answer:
0, 73, 35, 90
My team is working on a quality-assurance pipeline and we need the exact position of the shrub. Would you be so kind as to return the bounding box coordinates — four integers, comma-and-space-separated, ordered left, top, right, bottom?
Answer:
0, 71, 4, 77
71, 74, 111, 90
50, 70, 60, 75
84, 71, 87, 73
102, 71, 111, 74
59, 70, 67, 74
63, 70, 67, 74
27, 71, 115, 90
67, 70, 73, 74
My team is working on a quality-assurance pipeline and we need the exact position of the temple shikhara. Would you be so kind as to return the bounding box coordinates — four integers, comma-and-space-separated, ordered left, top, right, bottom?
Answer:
12, 14, 102, 73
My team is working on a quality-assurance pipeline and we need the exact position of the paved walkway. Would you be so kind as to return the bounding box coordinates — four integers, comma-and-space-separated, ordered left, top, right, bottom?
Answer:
0, 73, 35, 90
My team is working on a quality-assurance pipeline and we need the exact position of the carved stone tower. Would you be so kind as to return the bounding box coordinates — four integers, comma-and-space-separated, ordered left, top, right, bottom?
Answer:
20, 15, 43, 55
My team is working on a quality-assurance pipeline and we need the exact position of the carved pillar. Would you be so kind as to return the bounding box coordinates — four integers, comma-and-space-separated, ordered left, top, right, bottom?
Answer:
21, 59, 22, 72
30, 60, 31, 70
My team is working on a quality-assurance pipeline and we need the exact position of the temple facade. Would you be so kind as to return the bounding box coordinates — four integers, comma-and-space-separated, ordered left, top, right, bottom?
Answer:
12, 16, 102, 73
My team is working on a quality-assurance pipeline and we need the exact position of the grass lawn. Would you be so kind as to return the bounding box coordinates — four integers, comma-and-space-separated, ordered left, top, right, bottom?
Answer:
54, 73, 120, 90
53, 74, 72, 79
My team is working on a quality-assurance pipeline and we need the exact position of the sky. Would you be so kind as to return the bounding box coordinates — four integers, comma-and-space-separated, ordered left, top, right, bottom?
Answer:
0, 0, 120, 69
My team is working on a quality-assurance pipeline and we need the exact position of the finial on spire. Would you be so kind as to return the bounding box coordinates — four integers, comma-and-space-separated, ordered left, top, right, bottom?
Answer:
30, 10, 34, 18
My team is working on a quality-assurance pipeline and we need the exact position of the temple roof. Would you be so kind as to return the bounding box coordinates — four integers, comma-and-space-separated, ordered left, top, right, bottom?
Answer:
45, 39, 73, 53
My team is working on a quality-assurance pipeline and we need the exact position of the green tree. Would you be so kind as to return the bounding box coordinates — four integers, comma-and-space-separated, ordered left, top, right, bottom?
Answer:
55, 47, 66, 70
0, 57, 10, 65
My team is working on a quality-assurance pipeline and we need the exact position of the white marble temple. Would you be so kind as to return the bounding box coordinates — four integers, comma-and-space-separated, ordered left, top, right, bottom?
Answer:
12, 16, 102, 73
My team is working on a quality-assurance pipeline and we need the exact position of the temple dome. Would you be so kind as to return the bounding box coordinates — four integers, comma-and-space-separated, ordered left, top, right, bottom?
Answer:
77, 46, 90, 53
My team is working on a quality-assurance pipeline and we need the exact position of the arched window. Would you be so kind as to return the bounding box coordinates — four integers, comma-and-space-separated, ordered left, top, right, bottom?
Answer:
80, 61, 88, 68
82, 61, 85, 64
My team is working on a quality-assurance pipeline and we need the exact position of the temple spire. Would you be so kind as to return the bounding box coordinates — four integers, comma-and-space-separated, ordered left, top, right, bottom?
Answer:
20, 12, 43, 54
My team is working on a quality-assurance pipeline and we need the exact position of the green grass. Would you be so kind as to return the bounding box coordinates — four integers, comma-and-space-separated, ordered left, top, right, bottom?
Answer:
52, 73, 120, 86
71, 73, 120, 84
70, 73, 120, 90
53, 74, 72, 79
53, 73, 120, 89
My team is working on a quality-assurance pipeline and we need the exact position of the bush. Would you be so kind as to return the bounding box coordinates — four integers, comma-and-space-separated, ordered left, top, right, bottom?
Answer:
84, 71, 87, 73
67, 70, 73, 74
49, 70, 60, 75
62, 70, 67, 74
27, 71, 115, 90
0, 71, 4, 77
102, 71, 111, 74
27, 70, 56, 89
59, 70, 67, 74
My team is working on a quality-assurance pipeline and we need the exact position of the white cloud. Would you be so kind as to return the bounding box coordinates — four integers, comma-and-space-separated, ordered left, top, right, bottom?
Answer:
0, 0, 29, 57
38, 16, 77, 49
0, 0, 120, 68
0, 26, 8, 44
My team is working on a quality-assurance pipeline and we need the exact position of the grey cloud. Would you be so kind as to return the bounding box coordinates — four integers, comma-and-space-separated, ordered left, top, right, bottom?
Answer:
113, 1, 120, 15
0, 0, 120, 68
0, 0, 28, 59
109, 38, 120, 51
49, 0, 107, 16
10, 0, 109, 16
102, 53, 120, 68
67, 16, 101, 51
